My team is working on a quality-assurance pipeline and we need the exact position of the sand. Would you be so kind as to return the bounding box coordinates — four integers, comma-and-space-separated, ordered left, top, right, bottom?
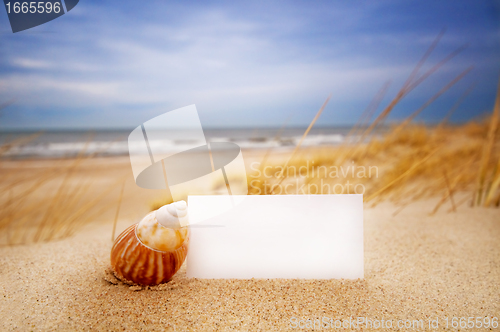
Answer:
0, 197, 498, 331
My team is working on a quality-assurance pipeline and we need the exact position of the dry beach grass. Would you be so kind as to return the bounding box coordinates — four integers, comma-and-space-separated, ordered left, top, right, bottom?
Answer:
247, 117, 500, 211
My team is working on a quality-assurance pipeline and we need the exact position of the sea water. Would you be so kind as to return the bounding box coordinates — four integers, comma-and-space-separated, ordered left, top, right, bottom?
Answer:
0, 127, 360, 159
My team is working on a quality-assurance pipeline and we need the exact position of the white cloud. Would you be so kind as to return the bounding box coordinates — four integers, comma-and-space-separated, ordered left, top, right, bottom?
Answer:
11, 58, 54, 69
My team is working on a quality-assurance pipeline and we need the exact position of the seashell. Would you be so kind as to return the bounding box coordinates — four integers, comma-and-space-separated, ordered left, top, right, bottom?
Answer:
110, 201, 190, 286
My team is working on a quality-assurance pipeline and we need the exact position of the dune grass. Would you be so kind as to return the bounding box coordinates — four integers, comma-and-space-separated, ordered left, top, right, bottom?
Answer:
245, 35, 500, 212
247, 118, 498, 212
0, 136, 129, 246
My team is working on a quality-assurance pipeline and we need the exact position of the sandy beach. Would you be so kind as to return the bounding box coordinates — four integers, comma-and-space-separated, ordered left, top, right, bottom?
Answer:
0, 192, 498, 331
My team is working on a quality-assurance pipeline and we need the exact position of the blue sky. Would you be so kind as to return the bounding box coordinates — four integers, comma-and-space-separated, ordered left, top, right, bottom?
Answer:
0, 0, 499, 129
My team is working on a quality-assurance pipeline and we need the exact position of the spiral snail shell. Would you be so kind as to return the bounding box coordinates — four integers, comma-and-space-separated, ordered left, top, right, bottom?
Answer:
110, 201, 190, 286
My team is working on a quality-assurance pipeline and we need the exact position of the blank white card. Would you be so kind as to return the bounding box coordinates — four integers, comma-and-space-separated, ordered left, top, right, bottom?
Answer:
187, 195, 363, 279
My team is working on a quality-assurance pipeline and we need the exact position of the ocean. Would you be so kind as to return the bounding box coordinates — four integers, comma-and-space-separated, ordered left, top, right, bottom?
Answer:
0, 127, 359, 159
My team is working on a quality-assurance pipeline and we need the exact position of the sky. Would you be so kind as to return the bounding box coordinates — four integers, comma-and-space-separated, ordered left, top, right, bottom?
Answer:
0, 0, 499, 129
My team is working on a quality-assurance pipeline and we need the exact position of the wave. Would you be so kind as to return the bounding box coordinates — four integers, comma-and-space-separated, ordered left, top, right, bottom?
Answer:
2, 134, 352, 158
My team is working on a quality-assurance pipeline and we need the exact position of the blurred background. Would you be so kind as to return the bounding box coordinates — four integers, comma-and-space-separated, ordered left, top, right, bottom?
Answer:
0, 0, 499, 245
